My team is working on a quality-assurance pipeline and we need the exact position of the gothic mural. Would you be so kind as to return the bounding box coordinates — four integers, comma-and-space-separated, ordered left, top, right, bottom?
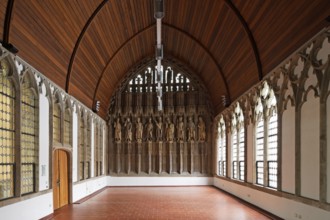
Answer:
108, 62, 213, 176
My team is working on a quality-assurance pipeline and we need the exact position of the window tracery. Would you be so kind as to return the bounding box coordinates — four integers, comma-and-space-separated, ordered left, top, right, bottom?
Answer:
255, 82, 278, 188
231, 103, 244, 181
217, 115, 226, 176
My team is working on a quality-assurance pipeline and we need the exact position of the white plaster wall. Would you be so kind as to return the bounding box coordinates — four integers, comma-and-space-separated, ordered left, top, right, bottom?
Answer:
72, 108, 78, 183
39, 94, 49, 191
213, 178, 330, 220
108, 176, 213, 186
282, 105, 295, 194
327, 95, 330, 203
72, 176, 107, 202
0, 192, 53, 220
301, 93, 320, 200
247, 124, 253, 183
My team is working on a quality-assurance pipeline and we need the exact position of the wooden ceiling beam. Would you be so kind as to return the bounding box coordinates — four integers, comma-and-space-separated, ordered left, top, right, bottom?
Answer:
224, 0, 263, 81
65, 0, 108, 93
1, 0, 17, 53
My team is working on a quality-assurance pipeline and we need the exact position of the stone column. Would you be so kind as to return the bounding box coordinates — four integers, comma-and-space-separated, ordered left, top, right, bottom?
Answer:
190, 141, 194, 174
168, 142, 173, 174
199, 142, 204, 173
137, 142, 142, 174
158, 142, 163, 174
179, 141, 184, 174
127, 142, 131, 174
116, 143, 121, 174
148, 141, 152, 174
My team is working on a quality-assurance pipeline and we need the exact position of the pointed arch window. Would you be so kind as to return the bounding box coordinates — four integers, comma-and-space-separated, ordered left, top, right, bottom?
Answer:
85, 116, 91, 179
255, 97, 264, 185
63, 103, 72, 146
53, 97, 61, 143
94, 121, 99, 176
231, 103, 245, 181
20, 73, 38, 195
127, 66, 195, 93
255, 82, 278, 188
78, 111, 85, 180
267, 90, 278, 188
217, 115, 226, 176
99, 124, 103, 175
0, 60, 16, 200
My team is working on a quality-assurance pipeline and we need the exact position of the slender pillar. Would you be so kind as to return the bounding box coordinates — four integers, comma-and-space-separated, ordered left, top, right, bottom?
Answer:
158, 142, 163, 174
127, 142, 131, 174
116, 143, 121, 174
148, 141, 153, 174
190, 141, 194, 174
200, 142, 204, 173
179, 141, 184, 174
137, 142, 142, 174
168, 142, 173, 173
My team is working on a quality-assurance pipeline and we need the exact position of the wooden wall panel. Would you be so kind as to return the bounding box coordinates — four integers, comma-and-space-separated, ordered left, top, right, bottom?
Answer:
10, 0, 102, 88
0, 0, 7, 40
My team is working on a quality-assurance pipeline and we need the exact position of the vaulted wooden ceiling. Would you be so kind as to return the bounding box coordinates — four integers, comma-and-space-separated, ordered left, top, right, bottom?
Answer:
1, 0, 329, 118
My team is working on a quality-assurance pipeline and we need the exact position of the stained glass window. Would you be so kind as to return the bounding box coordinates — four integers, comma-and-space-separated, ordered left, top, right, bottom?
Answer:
85, 117, 91, 179
94, 122, 99, 176
21, 75, 38, 195
0, 61, 15, 200
63, 108, 71, 146
53, 101, 61, 143
79, 112, 85, 180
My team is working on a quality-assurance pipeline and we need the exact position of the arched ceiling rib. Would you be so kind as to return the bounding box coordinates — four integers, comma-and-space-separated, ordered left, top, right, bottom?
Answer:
0, 0, 329, 119
224, 0, 262, 81
65, 0, 108, 92
91, 23, 230, 117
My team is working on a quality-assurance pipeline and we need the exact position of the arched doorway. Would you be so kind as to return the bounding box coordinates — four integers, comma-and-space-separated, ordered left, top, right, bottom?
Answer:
53, 149, 69, 210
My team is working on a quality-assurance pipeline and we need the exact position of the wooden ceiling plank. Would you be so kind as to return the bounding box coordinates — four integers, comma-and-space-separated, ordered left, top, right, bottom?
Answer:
66, 0, 109, 92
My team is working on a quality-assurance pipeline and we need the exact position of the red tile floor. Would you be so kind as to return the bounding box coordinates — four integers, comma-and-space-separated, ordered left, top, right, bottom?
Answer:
46, 186, 280, 220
